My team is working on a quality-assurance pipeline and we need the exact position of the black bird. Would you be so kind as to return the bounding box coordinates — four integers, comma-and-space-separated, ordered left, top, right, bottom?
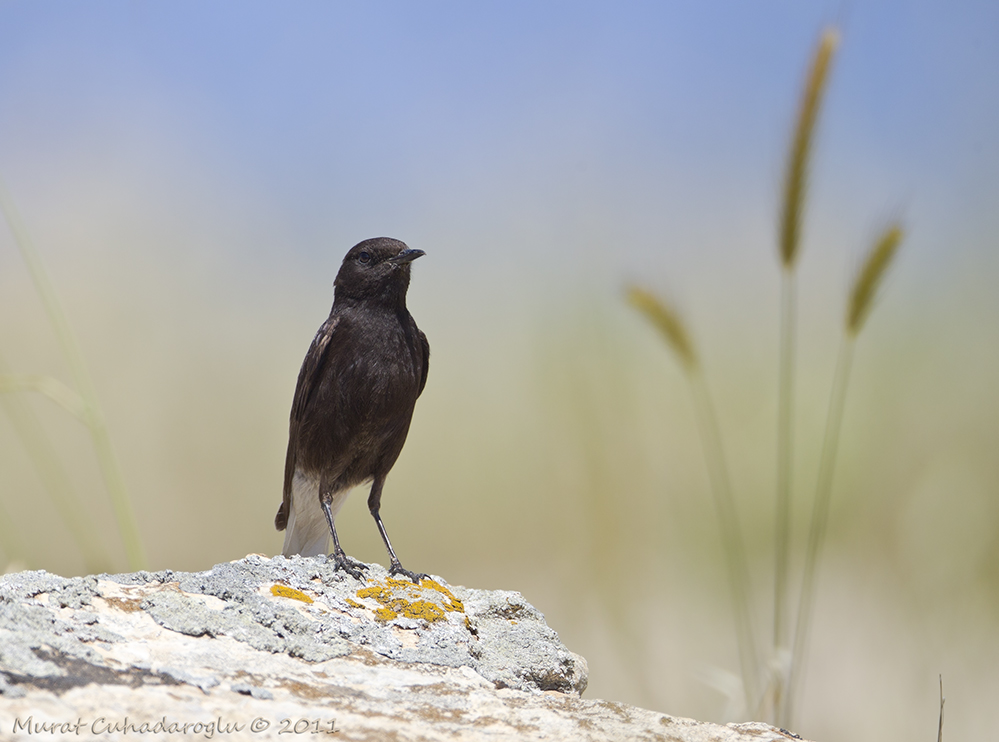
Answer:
275, 237, 429, 582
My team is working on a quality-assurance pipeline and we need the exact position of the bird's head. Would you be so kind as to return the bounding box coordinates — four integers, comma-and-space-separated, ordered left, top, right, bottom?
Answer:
333, 237, 425, 305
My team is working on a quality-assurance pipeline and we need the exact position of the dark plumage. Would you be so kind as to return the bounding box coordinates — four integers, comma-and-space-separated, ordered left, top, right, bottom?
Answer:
275, 237, 429, 582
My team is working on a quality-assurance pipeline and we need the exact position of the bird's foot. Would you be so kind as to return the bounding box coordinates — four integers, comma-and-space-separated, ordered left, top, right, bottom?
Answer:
389, 560, 428, 585
328, 551, 369, 581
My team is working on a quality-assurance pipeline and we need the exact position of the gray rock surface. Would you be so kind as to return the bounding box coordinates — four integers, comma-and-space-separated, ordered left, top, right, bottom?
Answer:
0, 555, 811, 741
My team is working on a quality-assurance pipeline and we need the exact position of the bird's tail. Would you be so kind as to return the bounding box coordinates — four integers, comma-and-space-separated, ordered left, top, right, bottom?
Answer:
281, 470, 332, 557
281, 507, 331, 557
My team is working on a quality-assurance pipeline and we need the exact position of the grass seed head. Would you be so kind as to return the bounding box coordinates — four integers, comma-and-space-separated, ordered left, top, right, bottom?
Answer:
625, 285, 698, 371
779, 27, 840, 269
847, 223, 903, 334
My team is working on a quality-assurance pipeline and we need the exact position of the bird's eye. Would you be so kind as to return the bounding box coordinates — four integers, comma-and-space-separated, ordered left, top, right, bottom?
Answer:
358, 251, 371, 264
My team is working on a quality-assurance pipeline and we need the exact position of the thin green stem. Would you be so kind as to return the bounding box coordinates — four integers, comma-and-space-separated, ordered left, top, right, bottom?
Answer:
0, 374, 88, 420
689, 371, 760, 709
785, 334, 855, 726
0, 493, 26, 567
0, 177, 146, 570
627, 285, 761, 710
772, 267, 796, 718
771, 29, 838, 724
0, 357, 111, 573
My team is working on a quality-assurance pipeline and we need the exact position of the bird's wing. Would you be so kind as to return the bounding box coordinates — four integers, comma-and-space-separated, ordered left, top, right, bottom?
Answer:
290, 315, 341, 424
277, 315, 340, 530
417, 328, 430, 397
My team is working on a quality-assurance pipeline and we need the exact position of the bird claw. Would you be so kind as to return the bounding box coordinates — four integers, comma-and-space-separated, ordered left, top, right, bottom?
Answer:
389, 561, 428, 585
328, 552, 369, 581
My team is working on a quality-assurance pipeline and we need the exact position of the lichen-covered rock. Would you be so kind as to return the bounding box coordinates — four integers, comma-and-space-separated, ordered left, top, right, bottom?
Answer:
0, 555, 585, 696
0, 556, 811, 742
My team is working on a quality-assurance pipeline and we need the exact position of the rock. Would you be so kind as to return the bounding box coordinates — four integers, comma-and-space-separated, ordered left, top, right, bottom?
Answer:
0, 555, 811, 741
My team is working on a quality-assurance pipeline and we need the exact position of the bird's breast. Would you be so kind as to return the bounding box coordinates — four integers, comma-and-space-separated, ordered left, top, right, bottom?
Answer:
309, 312, 422, 428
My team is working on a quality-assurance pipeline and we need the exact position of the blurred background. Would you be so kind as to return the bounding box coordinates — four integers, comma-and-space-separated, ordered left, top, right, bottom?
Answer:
1, 1, 998, 739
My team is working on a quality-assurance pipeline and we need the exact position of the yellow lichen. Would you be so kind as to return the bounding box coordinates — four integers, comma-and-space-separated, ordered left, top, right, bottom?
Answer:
356, 585, 387, 601
420, 579, 464, 613
354, 577, 465, 624
270, 584, 314, 603
402, 600, 445, 622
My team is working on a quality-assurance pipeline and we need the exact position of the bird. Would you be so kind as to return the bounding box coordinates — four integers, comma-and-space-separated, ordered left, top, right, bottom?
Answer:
275, 237, 429, 583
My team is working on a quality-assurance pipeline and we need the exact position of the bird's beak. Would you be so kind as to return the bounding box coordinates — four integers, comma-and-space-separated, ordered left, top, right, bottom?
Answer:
388, 248, 426, 265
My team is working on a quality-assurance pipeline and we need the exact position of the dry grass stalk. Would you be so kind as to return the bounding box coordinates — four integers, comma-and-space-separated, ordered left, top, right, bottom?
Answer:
773, 271, 795, 662
784, 334, 852, 725
847, 223, 903, 334
779, 28, 839, 269
627, 284, 760, 709
785, 225, 904, 725
938, 675, 945, 742
772, 27, 839, 724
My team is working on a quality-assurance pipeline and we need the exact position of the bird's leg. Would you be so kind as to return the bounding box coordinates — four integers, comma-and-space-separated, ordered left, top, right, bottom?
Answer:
368, 476, 427, 584
320, 485, 368, 581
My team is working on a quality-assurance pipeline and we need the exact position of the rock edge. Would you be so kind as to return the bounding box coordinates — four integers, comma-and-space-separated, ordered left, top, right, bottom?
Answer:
0, 555, 812, 742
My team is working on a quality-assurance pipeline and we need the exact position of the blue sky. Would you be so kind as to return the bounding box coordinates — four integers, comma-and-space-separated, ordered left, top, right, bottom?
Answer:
1, 1, 995, 291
